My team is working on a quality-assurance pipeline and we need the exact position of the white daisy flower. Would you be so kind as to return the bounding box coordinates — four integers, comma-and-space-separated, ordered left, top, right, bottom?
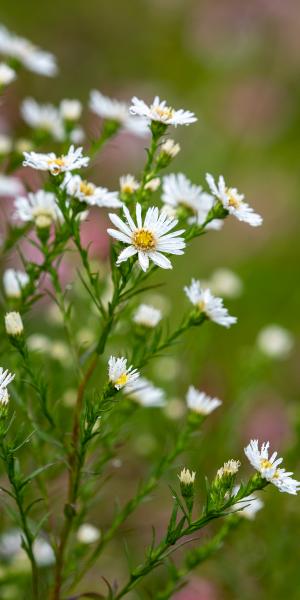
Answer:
3, 269, 29, 298
233, 486, 263, 520
208, 268, 243, 298
133, 304, 162, 327
89, 90, 148, 137
130, 96, 197, 127
120, 174, 139, 195
108, 356, 139, 390
14, 190, 63, 228
0, 175, 22, 196
244, 440, 300, 495
0, 62, 16, 86
62, 174, 122, 208
23, 145, 89, 175
59, 99, 82, 121
184, 279, 237, 328
107, 203, 185, 272
126, 376, 166, 407
257, 325, 294, 360
186, 386, 222, 415
0, 25, 57, 77
206, 173, 262, 227
0, 367, 15, 406
21, 98, 64, 140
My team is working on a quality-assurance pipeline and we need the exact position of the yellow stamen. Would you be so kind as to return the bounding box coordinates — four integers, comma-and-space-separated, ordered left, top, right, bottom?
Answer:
47, 157, 66, 174
153, 106, 174, 120
115, 373, 128, 387
79, 181, 94, 196
260, 458, 273, 470
133, 229, 156, 251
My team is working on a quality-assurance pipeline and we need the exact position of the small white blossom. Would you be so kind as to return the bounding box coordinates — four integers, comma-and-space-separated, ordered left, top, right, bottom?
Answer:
108, 203, 185, 272
23, 145, 89, 175
186, 386, 222, 415
0, 134, 12, 154
208, 269, 243, 298
217, 460, 240, 478
0, 62, 16, 85
3, 269, 29, 298
178, 467, 196, 485
89, 90, 148, 136
160, 139, 180, 158
21, 98, 64, 140
133, 304, 162, 328
184, 279, 237, 328
0, 367, 14, 407
206, 173, 262, 227
77, 523, 100, 544
5, 312, 24, 336
14, 190, 63, 228
233, 486, 263, 520
70, 126, 85, 144
60, 99, 82, 121
0, 175, 22, 196
257, 325, 294, 359
130, 96, 197, 127
108, 356, 139, 390
0, 25, 57, 76
126, 377, 166, 407
244, 440, 300, 495
120, 174, 139, 195
145, 177, 160, 192
33, 538, 55, 566
62, 174, 122, 208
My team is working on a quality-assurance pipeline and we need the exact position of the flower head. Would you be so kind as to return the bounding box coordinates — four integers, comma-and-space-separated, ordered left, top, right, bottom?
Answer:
126, 377, 166, 407
160, 139, 180, 158
186, 386, 222, 415
120, 174, 139, 195
130, 96, 197, 127
206, 173, 262, 227
62, 174, 122, 208
217, 460, 240, 479
89, 90, 148, 136
133, 304, 162, 328
14, 190, 63, 228
3, 269, 29, 298
244, 440, 300, 495
257, 325, 294, 360
0, 25, 57, 76
76, 524, 100, 545
0, 175, 22, 197
21, 98, 64, 140
233, 486, 263, 520
208, 268, 243, 298
178, 468, 196, 487
23, 145, 89, 175
60, 99, 82, 121
184, 279, 237, 328
5, 312, 24, 336
108, 356, 139, 390
0, 367, 14, 407
108, 203, 185, 272
0, 62, 16, 86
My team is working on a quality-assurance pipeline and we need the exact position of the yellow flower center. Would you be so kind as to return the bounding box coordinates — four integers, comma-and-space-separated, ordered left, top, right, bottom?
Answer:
32, 207, 55, 228
115, 373, 128, 387
198, 300, 206, 312
47, 157, 66, 173
152, 105, 174, 121
260, 458, 273, 470
79, 181, 94, 196
133, 229, 156, 251
226, 188, 240, 209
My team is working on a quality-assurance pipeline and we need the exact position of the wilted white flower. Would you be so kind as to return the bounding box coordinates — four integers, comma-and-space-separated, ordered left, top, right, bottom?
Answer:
160, 139, 180, 158
0, 133, 12, 154
133, 304, 162, 327
208, 268, 243, 298
206, 173, 262, 227
3, 269, 29, 298
257, 325, 294, 359
14, 190, 62, 228
60, 99, 82, 121
23, 145, 89, 175
0, 25, 57, 76
21, 98, 64, 140
120, 174, 139, 195
108, 203, 185, 272
0, 174, 22, 196
186, 386, 222, 415
77, 524, 101, 544
62, 174, 122, 208
89, 90, 148, 136
0, 62, 16, 85
0, 367, 14, 407
108, 356, 139, 390
233, 486, 263, 520
5, 312, 24, 336
178, 467, 196, 485
217, 460, 240, 478
145, 177, 160, 192
184, 279, 237, 328
130, 96, 197, 127
244, 440, 300, 495
126, 376, 166, 407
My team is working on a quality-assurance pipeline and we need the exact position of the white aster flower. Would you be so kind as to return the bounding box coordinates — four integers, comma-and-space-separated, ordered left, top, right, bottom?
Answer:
233, 486, 263, 520
0, 25, 57, 76
208, 268, 243, 298
62, 174, 122, 208
178, 467, 196, 485
0, 367, 15, 406
21, 98, 64, 140
0, 174, 22, 196
130, 96, 197, 127
60, 99, 82, 121
14, 190, 62, 228
217, 460, 240, 479
206, 173, 262, 227
120, 174, 139, 195
133, 304, 162, 328
184, 279, 237, 328
257, 325, 294, 359
0, 62, 16, 85
89, 90, 148, 136
244, 440, 300, 495
5, 312, 24, 336
77, 523, 100, 544
108, 356, 139, 390
23, 145, 89, 175
186, 386, 222, 415
0, 134, 12, 154
107, 203, 185, 272
126, 376, 166, 407
70, 126, 85, 144
3, 269, 29, 298
160, 139, 180, 158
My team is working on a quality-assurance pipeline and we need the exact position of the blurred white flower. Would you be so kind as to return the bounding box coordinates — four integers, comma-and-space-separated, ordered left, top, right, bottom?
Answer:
126, 376, 166, 407
144, 177, 160, 192
0, 62, 16, 85
108, 356, 139, 390
209, 268, 243, 298
77, 524, 101, 544
0, 529, 54, 566
33, 538, 55, 566
60, 99, 82, 121
0, 366, 14, 406
108, 203, 185, 271
5, 311, 23, 336
89, 90, 148, 136
160, 139, 180, 158
133, 303, 162, 327
62, 174, 122, 208
3, 269, 29, 298
14, 190, 62, 228
245, 440, 300, 495
184, 279, 237, 328
21, 98, 64, 140
0, 133, 12, 154
233, 486, 263, 520
130, 96, 197, 126
0, 25, 57, 76
23, 145, 89, 175
120, 174, 139, 195
186, 386, 222, 415
27, 334, 51, 353
206, 173, 262, 227
257, 325, 294, 359
0, 175, 22, 196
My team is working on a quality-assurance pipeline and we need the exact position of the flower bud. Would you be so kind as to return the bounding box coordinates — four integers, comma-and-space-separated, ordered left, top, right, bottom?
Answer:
145, 177, 160, 192
178, 467, 196, 497
161, 139, 180, 158
5, 312, 24, 336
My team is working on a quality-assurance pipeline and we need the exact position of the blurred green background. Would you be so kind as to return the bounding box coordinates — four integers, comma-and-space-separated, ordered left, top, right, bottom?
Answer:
1, 1, 300, 599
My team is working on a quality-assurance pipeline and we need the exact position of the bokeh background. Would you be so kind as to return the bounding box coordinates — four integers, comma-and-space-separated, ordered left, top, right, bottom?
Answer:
1, 1, 300, 599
